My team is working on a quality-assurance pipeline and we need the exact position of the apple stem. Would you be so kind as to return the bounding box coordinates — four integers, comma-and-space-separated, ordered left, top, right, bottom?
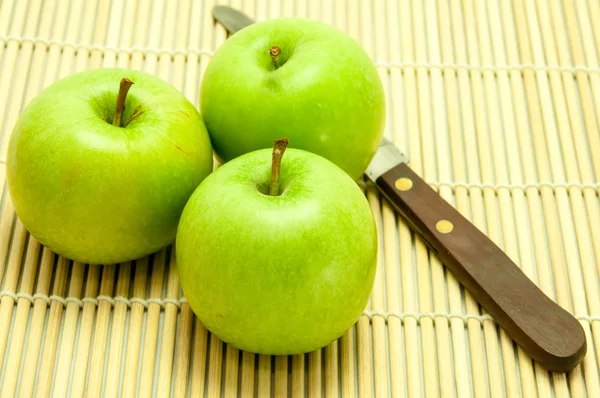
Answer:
269, 46, 282, 69
113, 78, 134, 127
269, 138, 289, 196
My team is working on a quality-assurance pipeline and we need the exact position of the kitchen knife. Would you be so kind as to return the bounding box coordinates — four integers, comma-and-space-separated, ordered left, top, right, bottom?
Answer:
212, 6, 586, 373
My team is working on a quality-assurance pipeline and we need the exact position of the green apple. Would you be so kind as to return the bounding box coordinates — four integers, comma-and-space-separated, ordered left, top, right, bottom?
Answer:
176, 139, 377, 355
7, 68, 213, 264
200, 18, 385, 181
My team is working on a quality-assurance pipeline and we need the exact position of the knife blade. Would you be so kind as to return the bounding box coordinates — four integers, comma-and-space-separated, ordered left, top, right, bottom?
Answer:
212, 6, 586, 373
212, 5, 256, 35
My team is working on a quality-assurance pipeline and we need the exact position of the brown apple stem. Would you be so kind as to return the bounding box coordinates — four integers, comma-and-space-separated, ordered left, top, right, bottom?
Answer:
269, 46, 281, 69
112, 78, 134, 127
269, 138, 289, 196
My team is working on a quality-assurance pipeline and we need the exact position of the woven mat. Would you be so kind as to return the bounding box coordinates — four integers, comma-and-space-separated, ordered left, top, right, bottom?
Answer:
1, 0, 600, 397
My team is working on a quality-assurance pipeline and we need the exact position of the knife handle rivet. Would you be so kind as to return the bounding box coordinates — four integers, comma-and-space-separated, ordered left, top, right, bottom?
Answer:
394, 178, 413, 191
436, 220, 454, 234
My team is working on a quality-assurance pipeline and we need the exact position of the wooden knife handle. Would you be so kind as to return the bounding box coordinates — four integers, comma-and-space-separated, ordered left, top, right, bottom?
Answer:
377, 162, 586, 372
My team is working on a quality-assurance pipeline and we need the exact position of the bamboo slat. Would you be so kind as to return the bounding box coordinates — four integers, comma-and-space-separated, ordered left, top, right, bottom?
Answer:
84, 265, 116, 398
1, 1, 600, 397
103, 263, 131, 398
68, 265, 101, 398
121, 258, 149, 398
435, 2, 473, 397
156, 253, 182, 398
138, 249, 166, 398
445, 1, 490, 396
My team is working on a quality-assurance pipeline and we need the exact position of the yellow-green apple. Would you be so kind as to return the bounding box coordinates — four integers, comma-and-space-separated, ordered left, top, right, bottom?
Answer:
7, 68, 213, 264
200, 18, 385, 181
176, 139, 377, 355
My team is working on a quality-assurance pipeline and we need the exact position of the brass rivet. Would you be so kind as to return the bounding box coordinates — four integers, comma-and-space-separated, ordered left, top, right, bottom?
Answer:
394, 178, 413, 191
436, 220, 454, 234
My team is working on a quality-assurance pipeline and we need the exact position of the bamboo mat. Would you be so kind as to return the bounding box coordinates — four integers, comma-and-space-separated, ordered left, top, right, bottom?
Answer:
0, 0, 600, 397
